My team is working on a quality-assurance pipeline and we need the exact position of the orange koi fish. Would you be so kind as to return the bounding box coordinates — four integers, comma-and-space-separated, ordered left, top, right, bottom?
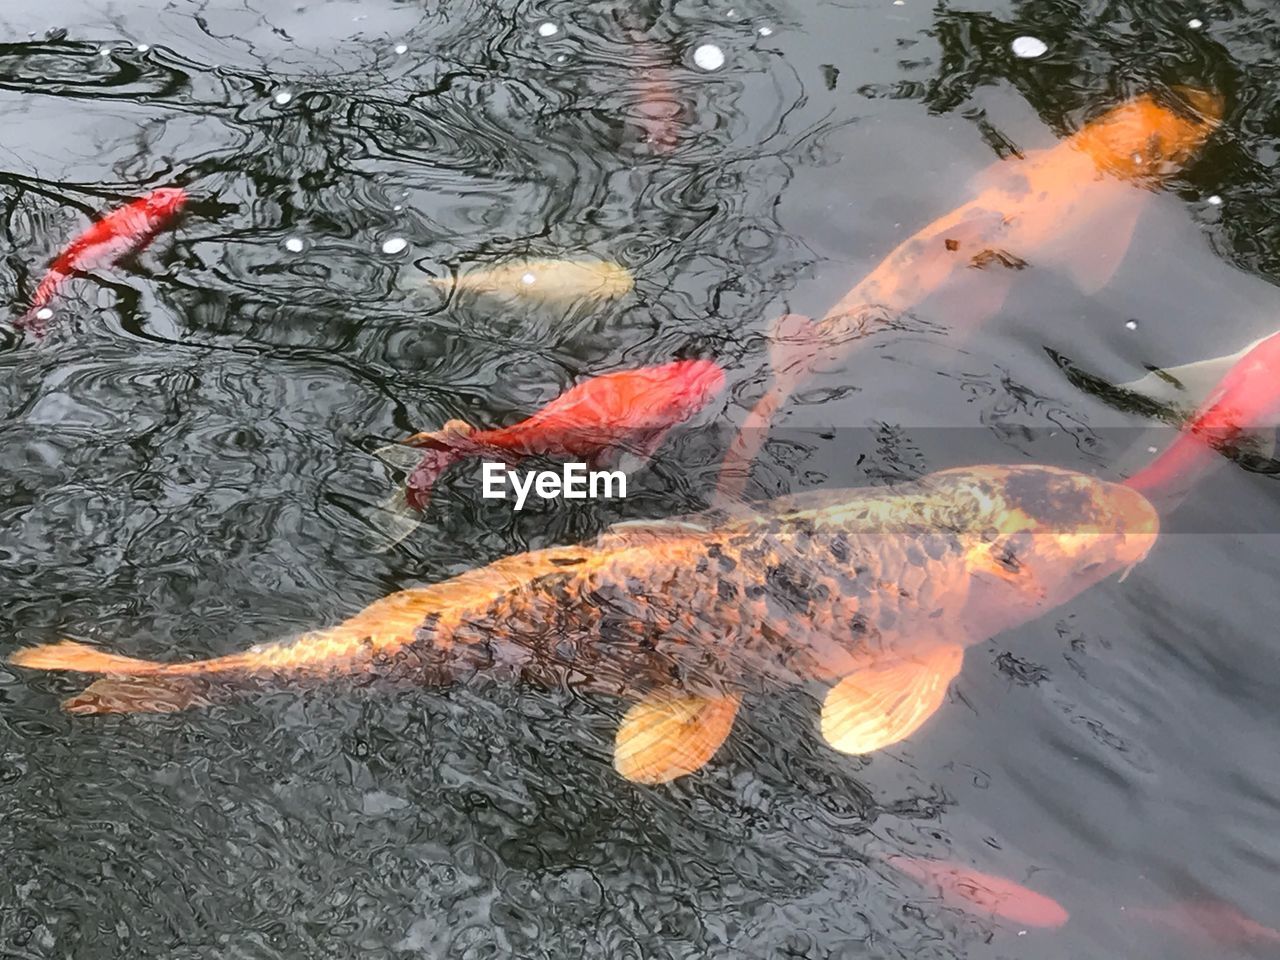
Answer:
369, 359, 725, 546
1125, 329, 1280, 499
10, 465, 1156, 784
885, 856, 1070, 928
15, 187, 188, 334
718, 88, 1223, 499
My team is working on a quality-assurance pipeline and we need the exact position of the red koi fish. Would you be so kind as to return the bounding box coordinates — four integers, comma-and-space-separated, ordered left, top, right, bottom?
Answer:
1130, 900, 1280, 946
1124, 329, 1280, 499
15, 187, 188, 333
718, 88, 1223, 500
369, 359, 726, 546
885, 856, 1070, 928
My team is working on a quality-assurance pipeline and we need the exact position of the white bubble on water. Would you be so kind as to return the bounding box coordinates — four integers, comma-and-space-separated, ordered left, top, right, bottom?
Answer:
521, 272, 537, 286
693, 44, 726, 71
1011, 36, 1048, 58
1147, 446, 1159, 454
393, 204, 403, 212
757, 25, 773, 36
382, 237, 408, 255
273, 90, 293, 105
1188, 17, 1204, 29
537, 22, 559, 37
35, 307, 54, 321
284, 237, 304, 253
892, 1, 905, 6
1124, 319, 1139, 331
1207, 194, 1223, 206
394, 43, 408, 55
98, 46, 112, 56
135, 43, 150, 52
555, 54, 567, 63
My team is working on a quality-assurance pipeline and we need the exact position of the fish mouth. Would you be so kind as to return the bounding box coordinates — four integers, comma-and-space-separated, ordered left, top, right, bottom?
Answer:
1109, 483, 1160, 567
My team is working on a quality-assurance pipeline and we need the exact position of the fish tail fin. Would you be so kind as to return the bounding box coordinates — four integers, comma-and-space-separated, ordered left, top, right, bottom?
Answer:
62, 676, 216, 716
365, 487, 423, 552
10, 640, 218, 716
9, 639, 166, 675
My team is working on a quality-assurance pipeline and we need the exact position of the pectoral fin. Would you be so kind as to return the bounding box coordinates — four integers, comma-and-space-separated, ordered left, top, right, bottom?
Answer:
821, 644, 964, 754
1121, 337, 1265, 406
614, 692, 743, 784
1053, 186, 1142, 295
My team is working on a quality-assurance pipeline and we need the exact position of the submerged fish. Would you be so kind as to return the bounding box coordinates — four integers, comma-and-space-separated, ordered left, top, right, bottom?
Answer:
428, 257, 635, 304
368, 359, 725, 548
11, 464, 1156, 784
1124, 329, 1280, 498
1130, 900, 1280, 946
885, 856, 1070, 928
14, 187, 189, 333
718, 88, 1223, 499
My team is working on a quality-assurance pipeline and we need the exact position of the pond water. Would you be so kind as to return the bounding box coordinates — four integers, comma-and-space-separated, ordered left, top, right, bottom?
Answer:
2, 0, 1279, 957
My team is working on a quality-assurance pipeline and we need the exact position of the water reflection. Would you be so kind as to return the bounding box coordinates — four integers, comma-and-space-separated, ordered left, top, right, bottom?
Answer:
1, 0, 1279, 956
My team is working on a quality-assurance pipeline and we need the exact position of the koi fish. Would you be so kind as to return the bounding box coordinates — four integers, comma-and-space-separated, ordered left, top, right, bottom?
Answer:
1129, 900, 1280, 946
718, 88, 1223, 499
1124, 328, 1280, 498
368, 359, 725, 548
885, 856, 1070, 928
427, 257, 635, 305
630, 39, 681, 153
14, 187, 188, 333
10, 464, 1156, 784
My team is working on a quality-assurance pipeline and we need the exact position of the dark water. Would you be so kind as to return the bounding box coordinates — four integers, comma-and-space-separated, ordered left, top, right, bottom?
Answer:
2, 0, 1279, 956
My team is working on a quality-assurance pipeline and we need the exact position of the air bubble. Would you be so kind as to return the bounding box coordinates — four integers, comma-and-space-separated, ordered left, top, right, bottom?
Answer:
1011, 36, 1048, 58
35, 307, 53, 321
1207, 195, 1223, 206
757, 26, 773, 36
693, 44, 726, 71
284, 237, 304, 253
382, 237, 408, 255
537, 22, 559, 37
520, 272, 537, 286
1124, 319, 1138, 331
273, 90, 293, 105
394, 43, 408, 55
1188, 18, 1204, 29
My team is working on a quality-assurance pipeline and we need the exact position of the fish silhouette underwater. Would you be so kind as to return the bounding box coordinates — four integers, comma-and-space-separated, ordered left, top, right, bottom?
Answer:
719, 87, 1224, 499
10, 464, 1157, 784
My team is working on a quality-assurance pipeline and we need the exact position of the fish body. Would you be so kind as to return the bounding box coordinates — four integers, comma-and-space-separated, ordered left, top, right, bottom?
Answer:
1125, 328, 1280, 497
15, 187, 188, 332
369, 360, 725, 546
429, 257, 635, 304
719, 89, 1223, 499
11, 464, 1157, 783
1131, 901, 1280, 946
885, 856, 1070, 928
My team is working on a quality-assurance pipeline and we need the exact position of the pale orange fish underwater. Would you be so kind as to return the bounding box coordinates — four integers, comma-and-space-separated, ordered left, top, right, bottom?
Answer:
719, 87, 1224, 499
11, 464, 1157, 784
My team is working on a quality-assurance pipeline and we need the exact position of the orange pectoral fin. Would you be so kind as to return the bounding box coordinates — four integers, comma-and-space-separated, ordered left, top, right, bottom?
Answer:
821, 644, 964, 754
614, 691, 743, 784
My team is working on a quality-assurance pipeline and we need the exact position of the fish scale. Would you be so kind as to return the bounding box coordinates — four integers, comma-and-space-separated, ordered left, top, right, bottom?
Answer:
9, 465, 1158, 782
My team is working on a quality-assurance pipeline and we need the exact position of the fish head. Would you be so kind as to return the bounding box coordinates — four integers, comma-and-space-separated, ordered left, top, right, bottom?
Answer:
144, 187, 189, 218
948, 465, 1158, 629
1074, 87, 1223, 183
